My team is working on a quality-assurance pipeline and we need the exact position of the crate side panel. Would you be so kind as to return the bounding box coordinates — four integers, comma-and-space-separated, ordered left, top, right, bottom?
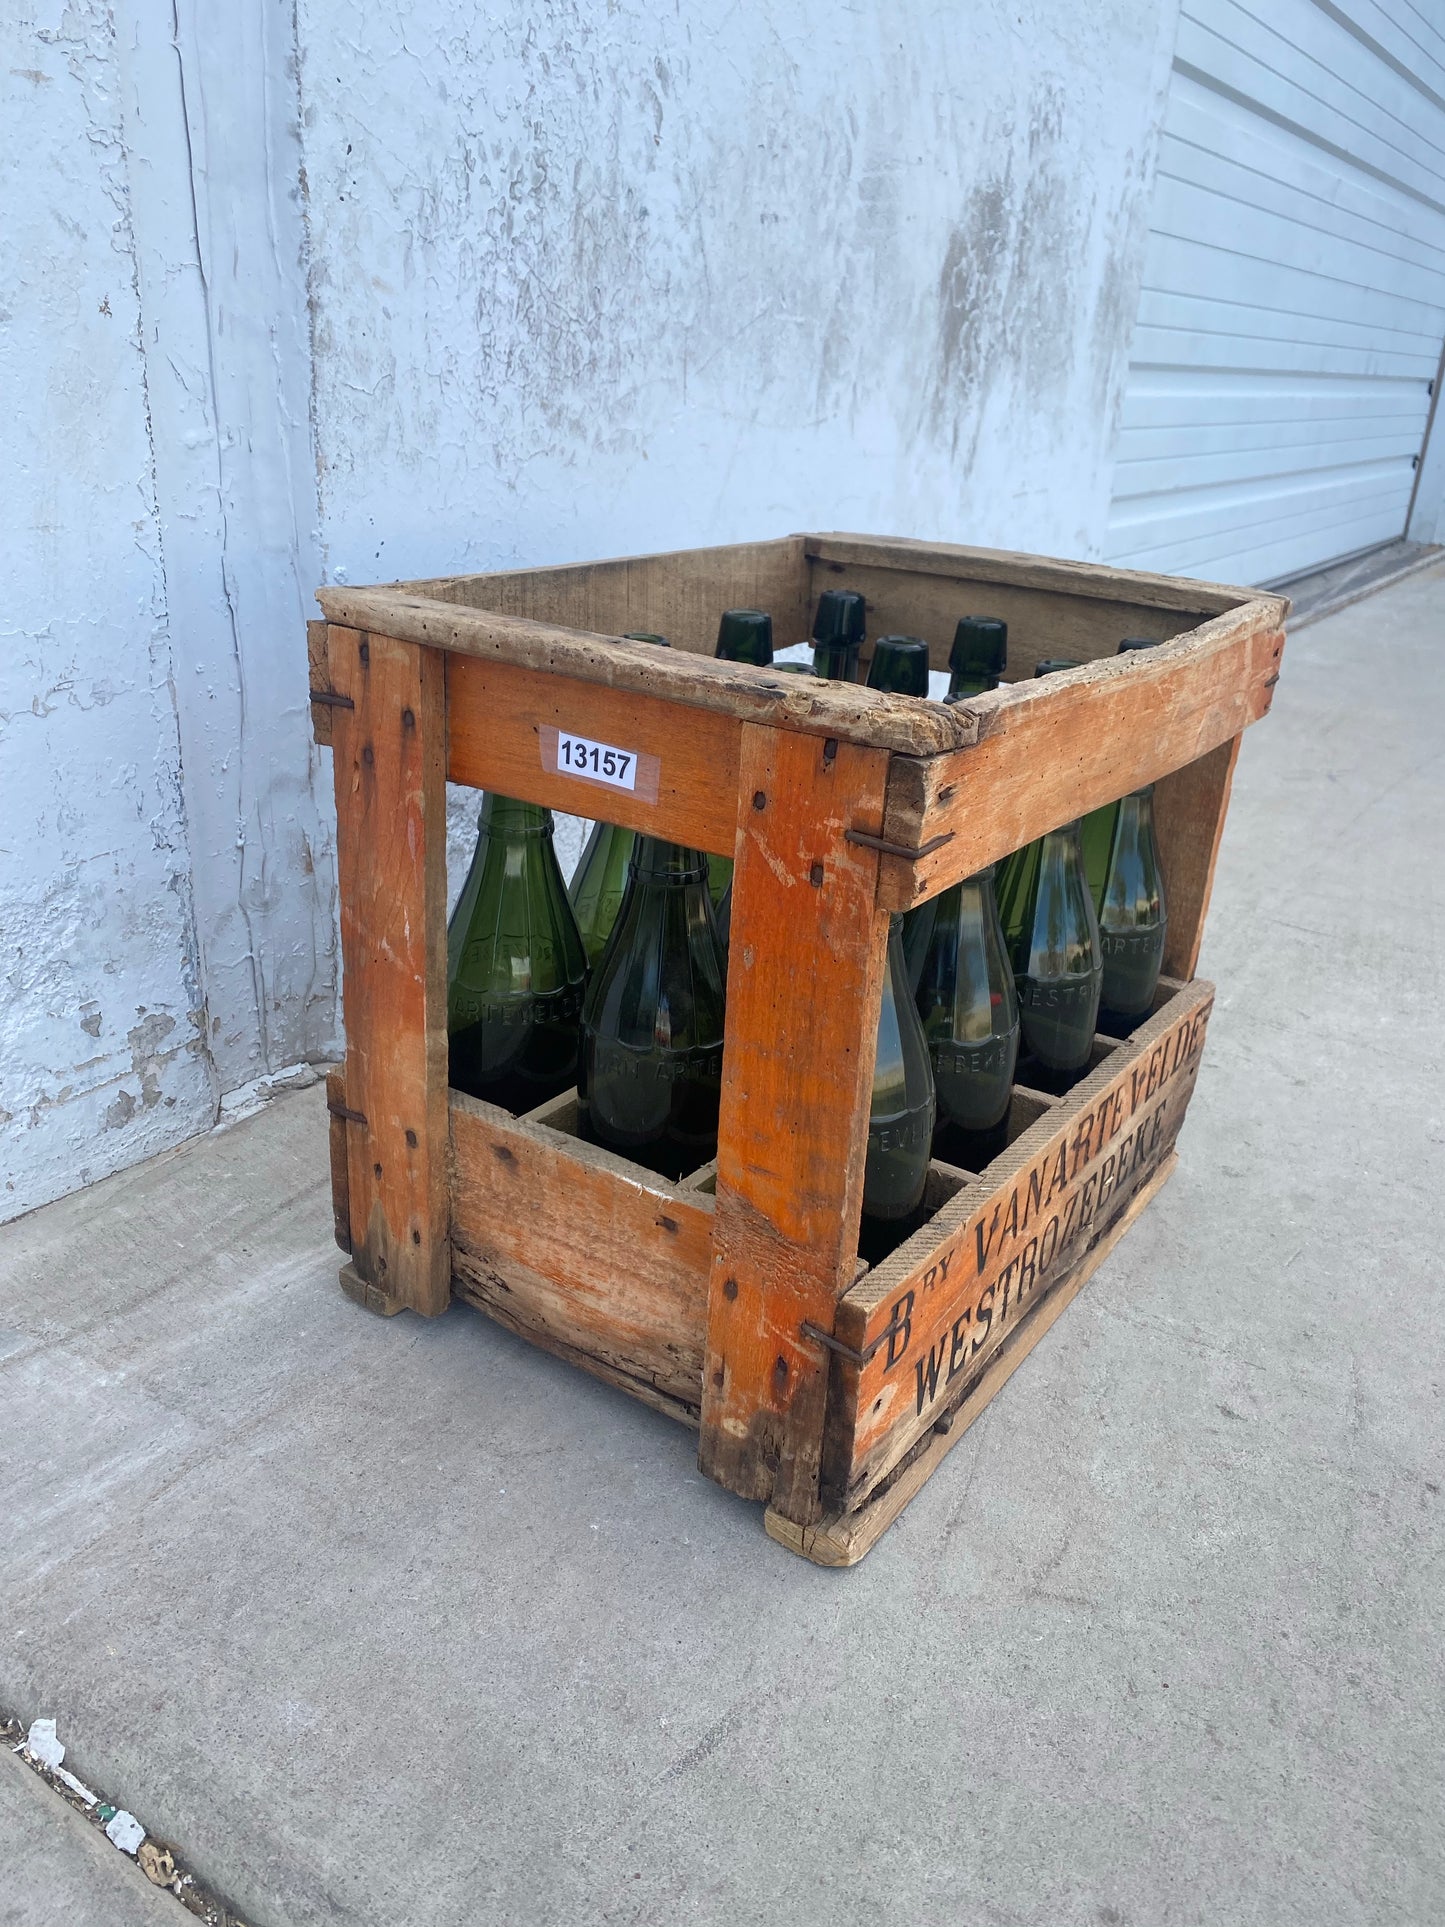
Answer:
450, 1095, 711, 1416
331, 628, 451, 1314
1152, 734, 1242, 982
810, 558, 1217, 677
447, 654, 742, 856
399, 537, 811, 658
827, 983, 1213, 1506
877, 607, 1284, 907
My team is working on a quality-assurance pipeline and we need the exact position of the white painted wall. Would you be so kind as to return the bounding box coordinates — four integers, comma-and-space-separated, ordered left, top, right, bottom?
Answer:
1, 3, 217, 1218
3, 0, 1181, 1221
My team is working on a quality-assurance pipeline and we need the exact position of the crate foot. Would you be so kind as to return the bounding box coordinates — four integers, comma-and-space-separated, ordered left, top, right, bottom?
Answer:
339, 1262, 405, 1317
764, 1153, 1179, 1567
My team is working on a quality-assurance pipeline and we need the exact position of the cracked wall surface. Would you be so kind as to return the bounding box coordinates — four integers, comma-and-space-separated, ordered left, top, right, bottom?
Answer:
1, 0, 218, 1219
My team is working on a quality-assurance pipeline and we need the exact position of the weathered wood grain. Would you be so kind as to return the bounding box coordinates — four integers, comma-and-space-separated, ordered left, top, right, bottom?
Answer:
398, 535, 813, 658
823, 982, 1213, 1507
446, 653, 743, 858
803, 532, 1276, 617
316, 593, 973, 756
307, 618, 334, 745
765, 1152, 1178, 1567
449, 1092, 711, 1419
330, 626, 451, 1315
874, 609, 1285, 908
1152, 734, 1243, 982
699, 724, 893, 1522
325, 1066, 351, 1254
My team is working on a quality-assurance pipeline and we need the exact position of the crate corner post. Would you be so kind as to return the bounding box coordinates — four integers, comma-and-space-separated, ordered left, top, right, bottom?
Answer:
326, 622, 452, 1317
698, 723, 893, 1528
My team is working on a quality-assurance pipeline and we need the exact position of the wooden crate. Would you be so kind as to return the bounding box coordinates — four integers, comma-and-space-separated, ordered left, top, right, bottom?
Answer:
309, 532, 1287, 1564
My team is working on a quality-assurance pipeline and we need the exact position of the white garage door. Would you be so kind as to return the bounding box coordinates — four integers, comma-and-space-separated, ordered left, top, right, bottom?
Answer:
1106, 0, 1445, 586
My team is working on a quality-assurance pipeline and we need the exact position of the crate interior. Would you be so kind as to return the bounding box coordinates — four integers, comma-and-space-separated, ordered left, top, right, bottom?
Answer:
400, 535, 1226, 683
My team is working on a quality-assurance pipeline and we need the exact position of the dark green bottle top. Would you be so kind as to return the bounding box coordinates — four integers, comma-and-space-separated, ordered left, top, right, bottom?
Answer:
715, 609, 773, 667
948, 616, 1007, 686
1118, 636, 1160, 652
866, 635, 930, 698
812, 590, 866, 647
623, 631, 670, 646
1034, 657, 1083, 677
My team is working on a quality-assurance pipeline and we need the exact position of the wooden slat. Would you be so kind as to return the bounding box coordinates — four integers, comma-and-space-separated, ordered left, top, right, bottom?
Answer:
1152, 733, 1243, 982
446, 653, 742, 858
397, 535, 812, 658
307, 618, 334, 745
765, 1152, 1178, 1566
325, 1066, 351, 1254
803, 532, 1264, 614
823, 983, 1213, 1507
330, 626, 450, 1315
316, 592, 971, 756
874, 605, 1285, 909
808, 561, 1217, 678
699, 725, 893, 1523
449, 1093, 711, 1421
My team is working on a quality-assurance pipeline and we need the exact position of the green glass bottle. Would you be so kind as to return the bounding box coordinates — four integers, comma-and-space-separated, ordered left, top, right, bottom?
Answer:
1082, 637, 1161, 906
946, 616, 1007, 698
579, 838, 727, 1179
1010, 818, 1102, 1095
710, 611, 773, 901
811, 589, 866, 683
447, 794, 589, 1110
994, 658, 1084, 949
916, 866, 1019, 1168
860, 917, 937, 1262
567, 633, 670, 962
866, 635, 930, 698
1097, 784, 1168, 1036
715, 608, 774, 668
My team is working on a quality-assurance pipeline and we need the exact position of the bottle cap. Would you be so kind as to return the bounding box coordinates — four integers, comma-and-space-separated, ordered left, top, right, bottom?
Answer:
866, 635, 930, 698
948, 616, 1007, 683
715, 609, 774, 667
1117, 636, 1159, 653
812, 590, 866, 647
623, 631, 670, 646
1033, 657, 1082, 677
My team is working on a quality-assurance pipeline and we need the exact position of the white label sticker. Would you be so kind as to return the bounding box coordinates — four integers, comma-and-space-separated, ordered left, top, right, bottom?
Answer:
539, 725, 660, 802
555, 730, 639, 791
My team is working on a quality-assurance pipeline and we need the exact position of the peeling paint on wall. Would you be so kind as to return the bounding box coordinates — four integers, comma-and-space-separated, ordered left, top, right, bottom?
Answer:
1, 0, 218, 1220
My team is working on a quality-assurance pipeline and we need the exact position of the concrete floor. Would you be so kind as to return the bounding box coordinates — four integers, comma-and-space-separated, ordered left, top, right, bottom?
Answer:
1, 565, 1441, 1927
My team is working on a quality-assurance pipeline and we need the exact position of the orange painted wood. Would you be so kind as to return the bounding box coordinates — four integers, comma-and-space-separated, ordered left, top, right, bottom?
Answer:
699, 723, 893, 1523
874, 609, 1285, 909
330, 625, 450, 1315
1152, 734, 1243, 981
449, 1093, 711, 1421
766, 1152, 1179, 1566
824, 983, 1213, 1507
325, 1066, 351, 1254
446, 653, 742, 858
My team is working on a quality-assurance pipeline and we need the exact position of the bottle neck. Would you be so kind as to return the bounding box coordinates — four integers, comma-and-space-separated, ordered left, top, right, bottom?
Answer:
478, 793, 553, 837
629, 837, 711, 885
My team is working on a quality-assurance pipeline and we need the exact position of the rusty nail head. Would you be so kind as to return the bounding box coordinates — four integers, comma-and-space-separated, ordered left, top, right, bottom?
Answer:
402, 707, 415, 729
809, 861, 824, 887
405, 1128, 418, 1148
723, 1276, 739, 1301
752, 790, 767, 811
358, 640, 369, 663
362, 743, 374, 767
823, 738, 838, 767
